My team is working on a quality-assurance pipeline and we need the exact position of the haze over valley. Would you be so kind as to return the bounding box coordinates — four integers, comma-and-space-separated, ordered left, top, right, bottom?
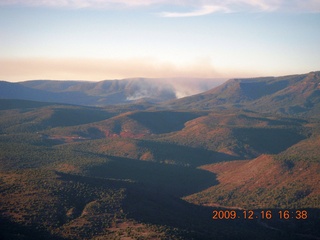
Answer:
0, 77, 224, 106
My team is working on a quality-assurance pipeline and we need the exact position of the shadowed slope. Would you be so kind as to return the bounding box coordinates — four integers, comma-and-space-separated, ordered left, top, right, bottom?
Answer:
185, 129, 320, 209
158, 111, 307, 158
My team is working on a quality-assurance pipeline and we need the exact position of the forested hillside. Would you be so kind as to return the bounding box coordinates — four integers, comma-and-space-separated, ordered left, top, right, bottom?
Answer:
0, 78, 221, 106
0, 96, 319, 239
165, 71, 320, 118
1, 72, 319, 239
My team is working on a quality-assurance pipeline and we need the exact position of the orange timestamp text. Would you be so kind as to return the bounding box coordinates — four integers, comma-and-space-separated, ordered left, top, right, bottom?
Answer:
212, 209, 308, 220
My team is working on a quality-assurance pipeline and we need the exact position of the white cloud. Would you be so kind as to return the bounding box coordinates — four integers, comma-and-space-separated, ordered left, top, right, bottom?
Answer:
238, 0, 279, 11
160, 5, 228, 17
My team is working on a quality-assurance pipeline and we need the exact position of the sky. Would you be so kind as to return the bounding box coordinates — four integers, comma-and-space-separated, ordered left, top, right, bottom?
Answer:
0, 0, 320, 82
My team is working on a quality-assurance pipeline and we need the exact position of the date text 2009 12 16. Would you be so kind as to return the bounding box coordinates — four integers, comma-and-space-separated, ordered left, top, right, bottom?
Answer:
212, 210, 308, 220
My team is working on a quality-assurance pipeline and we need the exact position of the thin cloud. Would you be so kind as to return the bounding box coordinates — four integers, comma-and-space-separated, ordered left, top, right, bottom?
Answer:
239, 0, 279, 11
160, 5, 228, 17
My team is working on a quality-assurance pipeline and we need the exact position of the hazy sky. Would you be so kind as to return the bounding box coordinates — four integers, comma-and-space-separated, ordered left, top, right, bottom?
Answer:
1, 0, 320, 81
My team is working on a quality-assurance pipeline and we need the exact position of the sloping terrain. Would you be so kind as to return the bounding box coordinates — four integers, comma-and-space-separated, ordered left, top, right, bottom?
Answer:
166, 71, 320, 118
156, 111, 307, 158
42, 110, 207, 143
1, 71, 320, 240
0, 78, 222, 106
0, 100, 294, 240
0, 100, 115, 134
0, 81, 96, 106
187, 153, 320, 209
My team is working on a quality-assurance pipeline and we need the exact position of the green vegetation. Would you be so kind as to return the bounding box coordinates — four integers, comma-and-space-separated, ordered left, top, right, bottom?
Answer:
1, 87, 319, 240
166, 71, 320, 118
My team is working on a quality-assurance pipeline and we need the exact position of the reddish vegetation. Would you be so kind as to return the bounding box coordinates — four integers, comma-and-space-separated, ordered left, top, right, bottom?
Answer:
186, 154, 320, 208
103, 130, 119, 138
201, 155, 282, 190
107, 221, 165, 239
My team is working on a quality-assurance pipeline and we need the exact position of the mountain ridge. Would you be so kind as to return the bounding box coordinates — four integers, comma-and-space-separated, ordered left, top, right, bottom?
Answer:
0, 78, 223, 106
164, 71, 320, 118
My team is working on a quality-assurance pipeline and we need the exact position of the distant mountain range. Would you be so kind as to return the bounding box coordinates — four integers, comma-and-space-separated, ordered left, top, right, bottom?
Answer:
1, 71, 319, 118
0, 78, 222, 106
166, 71, 320, 117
